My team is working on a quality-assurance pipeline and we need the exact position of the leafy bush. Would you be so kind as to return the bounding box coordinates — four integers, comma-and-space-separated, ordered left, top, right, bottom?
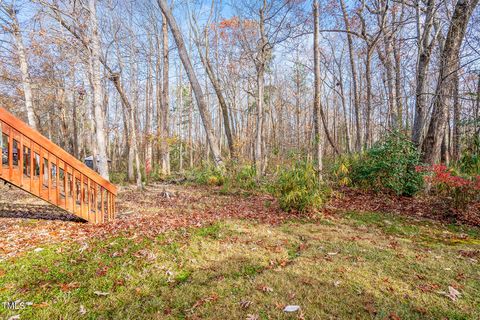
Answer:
187, 164, 225, 186
329, 155, 356, 187
110, 171, 128, 185
350, 132, 423, 196
222, 165, 257, 191
272, 161, 329, 212
458, 136, 480, 175
234, 165, 257, 189
418, 164, 480, 209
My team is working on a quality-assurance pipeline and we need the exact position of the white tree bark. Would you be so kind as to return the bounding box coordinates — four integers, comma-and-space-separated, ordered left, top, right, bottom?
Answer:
9, 7, 37, 129
88, 0, 109, 180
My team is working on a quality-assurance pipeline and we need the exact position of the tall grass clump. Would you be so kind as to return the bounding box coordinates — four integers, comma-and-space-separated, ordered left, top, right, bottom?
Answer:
271, 161, 329, 212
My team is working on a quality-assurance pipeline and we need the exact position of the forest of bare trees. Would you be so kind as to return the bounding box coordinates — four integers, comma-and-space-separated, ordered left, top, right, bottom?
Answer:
0, 0, 479, 184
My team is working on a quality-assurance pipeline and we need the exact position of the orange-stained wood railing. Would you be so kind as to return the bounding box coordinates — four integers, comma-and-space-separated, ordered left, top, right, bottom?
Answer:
0, 107, 116, 223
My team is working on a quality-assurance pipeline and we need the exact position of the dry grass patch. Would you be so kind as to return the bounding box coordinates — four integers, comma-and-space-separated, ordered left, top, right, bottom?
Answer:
1, 211, 479, 319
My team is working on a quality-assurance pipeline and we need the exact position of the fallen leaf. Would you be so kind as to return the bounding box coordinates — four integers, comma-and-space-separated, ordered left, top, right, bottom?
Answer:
256, 285, 273, 293
240, 300, 252, 309
93, 291, 110, 296
283, 305, 300, 312
59, 282, 80, 292
389, 312, 401, 320
33, 302, 49, 308
79, 305, 86, 315
448, 286, 461, 301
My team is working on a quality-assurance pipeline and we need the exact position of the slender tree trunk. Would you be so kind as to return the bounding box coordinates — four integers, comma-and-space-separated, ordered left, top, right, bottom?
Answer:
255, 66, 265, 177
452, 65, 461, 162
340, 0, 361, 151
475, 73, 480, 137
188, 85, 194, 168
378, 37, 397, 128
313, 0, 323, 181
156, 0, 224, 167
393, 23, 404, 129
9, 7, 37, 130
364, 51, 373, 148
160, 14, 171, 175
145, 46, 153, 181
412, 0, 436, 147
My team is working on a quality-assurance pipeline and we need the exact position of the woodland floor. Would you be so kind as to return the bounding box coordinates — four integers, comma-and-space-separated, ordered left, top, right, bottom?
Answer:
0, 183, 479, 319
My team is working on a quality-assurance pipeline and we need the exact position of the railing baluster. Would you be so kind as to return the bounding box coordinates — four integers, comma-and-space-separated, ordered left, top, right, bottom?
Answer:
19, 135, 23, 187
8, 129, 12, 180
0, 121, 3, 179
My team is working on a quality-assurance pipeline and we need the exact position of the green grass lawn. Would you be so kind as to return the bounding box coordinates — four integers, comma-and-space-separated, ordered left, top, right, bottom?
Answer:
1, 211, 479, 319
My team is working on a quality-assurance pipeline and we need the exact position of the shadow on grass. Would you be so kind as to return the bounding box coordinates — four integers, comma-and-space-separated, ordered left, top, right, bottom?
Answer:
0, 202, 85, 222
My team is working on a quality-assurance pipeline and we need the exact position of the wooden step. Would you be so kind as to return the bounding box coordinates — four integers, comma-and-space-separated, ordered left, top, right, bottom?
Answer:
0, 107, 116, 223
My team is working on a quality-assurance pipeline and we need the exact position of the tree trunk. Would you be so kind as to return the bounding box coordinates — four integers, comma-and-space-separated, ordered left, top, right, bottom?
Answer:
196, 39, 236, 159
156, 0, 224, 167
340, 0, 361, 151
313, 0, 323, 181
476, 74, 480, 137
145, 46, 153, 181
160, 14, 171, 175
87, 0, 109, 180
364, 51, 373, 148
412, 0, 436, 147
421, 0, 479, 164
255, 66, 265, 177
10, 7, 37, 130
452, 65, 461, 162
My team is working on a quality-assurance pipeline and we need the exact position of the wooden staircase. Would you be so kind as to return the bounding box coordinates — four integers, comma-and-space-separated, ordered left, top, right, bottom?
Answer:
0, 107, 116, 223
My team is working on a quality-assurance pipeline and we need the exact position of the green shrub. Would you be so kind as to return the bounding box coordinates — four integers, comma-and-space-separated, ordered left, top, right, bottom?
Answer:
272, 161, 329, 212
110, 172, 128, 185
350, 132, 423, 196
458, 136, 480, 175
223, 165, 257, 191
187, 163, 225, 186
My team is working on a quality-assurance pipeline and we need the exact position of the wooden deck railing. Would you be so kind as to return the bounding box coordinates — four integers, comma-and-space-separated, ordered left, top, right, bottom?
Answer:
0, 107, 116, 223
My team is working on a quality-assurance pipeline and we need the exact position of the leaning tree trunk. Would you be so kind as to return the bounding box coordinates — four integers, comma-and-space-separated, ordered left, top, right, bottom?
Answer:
421, 0, 479, 164
197, 38, 236, 159
156, 0, 223, 168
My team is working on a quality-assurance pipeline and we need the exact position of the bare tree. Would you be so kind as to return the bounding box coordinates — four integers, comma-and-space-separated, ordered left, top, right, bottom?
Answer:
156, 0, 224, 167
